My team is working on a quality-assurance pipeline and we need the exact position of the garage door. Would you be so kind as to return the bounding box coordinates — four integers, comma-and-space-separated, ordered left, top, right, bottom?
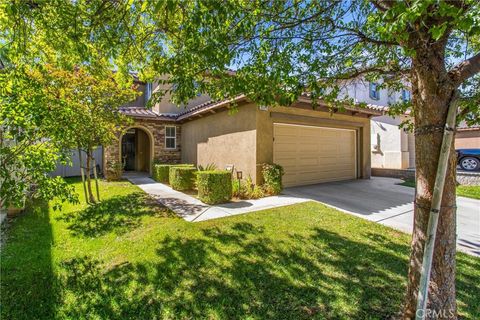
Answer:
273, 123, 357, 187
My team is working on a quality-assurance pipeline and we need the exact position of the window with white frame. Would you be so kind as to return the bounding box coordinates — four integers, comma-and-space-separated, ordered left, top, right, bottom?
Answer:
145, 82, 153, 101
165, 126, 176, 149
369, 82, 380, 100
402, 89, 411, 102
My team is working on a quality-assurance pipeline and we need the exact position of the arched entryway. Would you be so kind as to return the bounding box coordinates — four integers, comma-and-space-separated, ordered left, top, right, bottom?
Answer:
120, 127, 153, 173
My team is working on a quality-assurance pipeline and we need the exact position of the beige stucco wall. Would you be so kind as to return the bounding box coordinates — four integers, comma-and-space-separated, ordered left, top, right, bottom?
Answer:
256, 105, 372, 183
151, 78, 213, 114
371, 115, 414, 169
455, 130, 480, 149
181, 104, 258, 180
123, 83, 146, 108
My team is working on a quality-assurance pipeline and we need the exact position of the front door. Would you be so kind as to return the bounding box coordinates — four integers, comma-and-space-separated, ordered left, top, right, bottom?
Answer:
121, 130, 136, 171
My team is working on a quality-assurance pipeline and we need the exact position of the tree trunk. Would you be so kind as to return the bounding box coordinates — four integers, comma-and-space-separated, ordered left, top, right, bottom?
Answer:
85, 148, 97, 204
403, 49, 457, 319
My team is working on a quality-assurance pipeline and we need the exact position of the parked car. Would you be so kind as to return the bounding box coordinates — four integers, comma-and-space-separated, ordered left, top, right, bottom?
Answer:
457, 149, 480, 171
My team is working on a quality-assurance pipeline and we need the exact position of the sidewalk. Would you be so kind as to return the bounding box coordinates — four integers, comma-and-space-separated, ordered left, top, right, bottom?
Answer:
125, 174, 309, 222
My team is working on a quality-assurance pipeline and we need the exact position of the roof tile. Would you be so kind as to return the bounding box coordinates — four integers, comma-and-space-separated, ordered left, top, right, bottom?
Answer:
119, 107, 176, 121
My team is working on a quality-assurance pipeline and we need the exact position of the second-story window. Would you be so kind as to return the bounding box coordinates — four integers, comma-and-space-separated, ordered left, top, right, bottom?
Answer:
145, 83, 153, 102
369, 82, 380, 100
402, 89, 411, 102
165, 126, 176, 149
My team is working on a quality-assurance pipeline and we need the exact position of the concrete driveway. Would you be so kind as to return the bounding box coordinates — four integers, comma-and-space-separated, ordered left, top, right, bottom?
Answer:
283, 177, 480, 256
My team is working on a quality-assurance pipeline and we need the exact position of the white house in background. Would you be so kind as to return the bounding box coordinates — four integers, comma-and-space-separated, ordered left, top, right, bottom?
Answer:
340, 79, 416, 169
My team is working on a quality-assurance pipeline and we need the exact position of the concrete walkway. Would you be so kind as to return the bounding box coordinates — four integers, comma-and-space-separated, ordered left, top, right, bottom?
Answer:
283, 177, 480, 256
125, 174, 308, 222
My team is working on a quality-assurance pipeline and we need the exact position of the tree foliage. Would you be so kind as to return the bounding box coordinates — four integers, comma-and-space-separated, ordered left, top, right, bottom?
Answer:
118, 0, 479, 122
0, 1, 140, 207
0, 63, 136, 208
2, 1, 478, 109
1, 65, 78, 209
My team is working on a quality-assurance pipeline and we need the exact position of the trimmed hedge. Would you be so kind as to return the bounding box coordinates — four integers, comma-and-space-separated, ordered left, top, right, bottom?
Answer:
262, 163, 284, 195
169, 167, 197, 191
197, 171, 232, 204
152, 163, 194, 184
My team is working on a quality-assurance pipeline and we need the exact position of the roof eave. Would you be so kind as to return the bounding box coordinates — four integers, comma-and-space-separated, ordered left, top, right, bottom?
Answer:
297, 96, 383, 116
176, 95, 248, 121
457, 127, 480, 132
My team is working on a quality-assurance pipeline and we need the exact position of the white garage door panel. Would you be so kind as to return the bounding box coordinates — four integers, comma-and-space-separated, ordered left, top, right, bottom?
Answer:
274, 124, 357, 187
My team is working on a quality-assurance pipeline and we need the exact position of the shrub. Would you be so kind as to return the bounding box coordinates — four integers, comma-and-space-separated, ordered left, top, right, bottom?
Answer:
232, 176, 265, 199
105, 160, 123, 181
262, 163, 284, 195
169, 167, 197, 191
247, 181, 265, 199
152, 164, 193, 184
197, 171, 232, 204
197, 163, 217, 171
232, 179, 245, 198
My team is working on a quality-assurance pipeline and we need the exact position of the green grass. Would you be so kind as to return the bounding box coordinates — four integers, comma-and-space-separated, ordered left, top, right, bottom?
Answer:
457, 185, 480, 199
1, 179, 479, 319
398, 179, 416, 188
398, 179, 480, 199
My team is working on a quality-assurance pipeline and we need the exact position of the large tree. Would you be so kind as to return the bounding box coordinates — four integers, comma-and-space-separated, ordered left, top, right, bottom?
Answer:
0, 64, 78, 210
0, 1, 136, 207
30, 66, 137, 203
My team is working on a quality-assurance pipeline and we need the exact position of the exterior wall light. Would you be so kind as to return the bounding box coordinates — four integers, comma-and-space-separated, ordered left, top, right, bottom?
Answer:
225, 164, 234, 173
236, 171, 243, 192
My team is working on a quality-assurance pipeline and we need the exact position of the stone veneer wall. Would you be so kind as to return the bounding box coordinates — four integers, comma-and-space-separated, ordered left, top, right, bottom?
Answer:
104, 118, 181, 179
456, 171, 480, 186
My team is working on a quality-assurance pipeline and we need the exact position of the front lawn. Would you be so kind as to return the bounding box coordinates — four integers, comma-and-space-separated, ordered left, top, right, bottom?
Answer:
1, 179, 479, 319
457, 185, 480, 200
399, 179, 480, 199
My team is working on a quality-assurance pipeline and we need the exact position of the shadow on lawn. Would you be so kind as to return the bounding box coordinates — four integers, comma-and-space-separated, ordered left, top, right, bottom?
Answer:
57, 192, 174, 237
4, 211, 479, 319
0, 201, 57, 320
55, 223, 416, 319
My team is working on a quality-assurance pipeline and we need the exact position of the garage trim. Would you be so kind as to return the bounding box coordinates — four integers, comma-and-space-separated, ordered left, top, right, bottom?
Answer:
271, 111, 365, 129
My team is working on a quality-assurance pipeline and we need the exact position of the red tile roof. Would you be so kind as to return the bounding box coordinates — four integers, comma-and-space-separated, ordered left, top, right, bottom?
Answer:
121, 93, 386, 123
176, 95, 247, 120
119, 107, 176, 121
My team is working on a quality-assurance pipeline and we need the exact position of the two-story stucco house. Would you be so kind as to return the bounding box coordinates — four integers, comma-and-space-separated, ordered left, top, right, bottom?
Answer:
339, 79, 416, 170
341, 79, 480, 170
103, 81, 383, 187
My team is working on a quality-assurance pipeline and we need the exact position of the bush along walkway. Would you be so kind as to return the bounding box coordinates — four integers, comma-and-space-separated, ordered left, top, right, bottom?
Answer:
124, 174, 308, 222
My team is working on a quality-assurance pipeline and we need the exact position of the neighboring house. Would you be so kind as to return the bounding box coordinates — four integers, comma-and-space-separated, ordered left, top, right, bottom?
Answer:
51, 147, 103, 177
103, 82, 383, 187
456, 124, 480, 149
340, 79, 415, 169
371, 114, 415, 169
343, 79, 480, 170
